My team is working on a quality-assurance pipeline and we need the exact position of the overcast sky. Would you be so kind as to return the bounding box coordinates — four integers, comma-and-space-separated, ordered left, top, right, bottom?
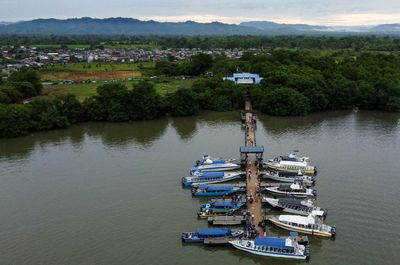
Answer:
1, 0, 400, 25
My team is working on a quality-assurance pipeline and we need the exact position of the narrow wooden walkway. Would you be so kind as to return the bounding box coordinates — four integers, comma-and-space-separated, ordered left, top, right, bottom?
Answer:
244, 99, 263, 235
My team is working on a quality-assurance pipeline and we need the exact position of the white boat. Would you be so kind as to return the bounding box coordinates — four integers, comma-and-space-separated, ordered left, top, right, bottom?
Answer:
191, 162, 241, 173
263, 197, 327, 216
265, 154, 317, 175
229, 233, 310, 260
265, 182, 316, 198
268, 211, 336, 238
182, 171, 243, 187
195, 154, 236, 166
263, 170, 315, 185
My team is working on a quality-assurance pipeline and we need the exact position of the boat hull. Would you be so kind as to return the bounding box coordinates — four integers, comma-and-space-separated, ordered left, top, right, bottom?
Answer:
265, 174, 314, 185
269, 218, 333, 238
229, 241, 307, 260
182, 174, 242, 187
192, 165, 241, 172
193, 190, 241, 197
265, 188, 313, 198
266, 164, 316, 175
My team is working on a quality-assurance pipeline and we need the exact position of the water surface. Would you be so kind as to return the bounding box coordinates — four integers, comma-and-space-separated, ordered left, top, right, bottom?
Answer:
0, 111, 399, 265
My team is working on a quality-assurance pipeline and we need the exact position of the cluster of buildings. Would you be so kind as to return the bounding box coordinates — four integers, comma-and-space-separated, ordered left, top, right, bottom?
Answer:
0, 46, 249, 74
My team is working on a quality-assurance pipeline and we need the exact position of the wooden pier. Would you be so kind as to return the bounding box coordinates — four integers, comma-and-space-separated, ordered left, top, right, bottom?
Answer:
244, 98, 264, 235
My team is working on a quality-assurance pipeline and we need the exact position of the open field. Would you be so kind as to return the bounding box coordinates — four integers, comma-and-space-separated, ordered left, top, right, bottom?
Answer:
40, 78, 195, 100
40, 62, 156, 81
40, 62, 154, 73
41, 70, 142, 81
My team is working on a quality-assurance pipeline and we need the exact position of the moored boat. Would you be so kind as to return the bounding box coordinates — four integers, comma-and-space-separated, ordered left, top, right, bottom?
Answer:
265, 182, 316, 198
263, 171, 315, 185
267, 211, 336, 238
182, 171, 243, 187
265, 154, 316, 175
191, 162, 241, 173
229, 233, 310, 260
195, 155, 236, 166
192, 185, 244, 197
263, 197, 327, 216
200, 201, 245, 212
197, 208, 241, 219
181, 228, 244, 245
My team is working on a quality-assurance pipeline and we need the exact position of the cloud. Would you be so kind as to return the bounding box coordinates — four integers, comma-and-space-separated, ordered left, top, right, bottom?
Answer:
1, 0, 400, 26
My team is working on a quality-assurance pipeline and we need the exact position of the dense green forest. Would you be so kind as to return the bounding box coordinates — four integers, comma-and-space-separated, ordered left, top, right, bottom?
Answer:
2, 37, 400, 138
2, 35, 400, 51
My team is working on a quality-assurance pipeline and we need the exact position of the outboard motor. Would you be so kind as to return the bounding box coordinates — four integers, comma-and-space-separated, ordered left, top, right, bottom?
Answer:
331, 226, 337, 237
312, 190, 317, 197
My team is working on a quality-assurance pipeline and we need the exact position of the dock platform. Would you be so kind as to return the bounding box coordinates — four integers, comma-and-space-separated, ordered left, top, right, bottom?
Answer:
244, 98, 264, 235
208, 215, 246, 226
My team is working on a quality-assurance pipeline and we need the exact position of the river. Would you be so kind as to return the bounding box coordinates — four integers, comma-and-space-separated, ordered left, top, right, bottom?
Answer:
0, 110, 399, 265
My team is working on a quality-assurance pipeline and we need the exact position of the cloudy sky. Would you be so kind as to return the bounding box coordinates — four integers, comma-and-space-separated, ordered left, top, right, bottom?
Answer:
1, 0, 400, 25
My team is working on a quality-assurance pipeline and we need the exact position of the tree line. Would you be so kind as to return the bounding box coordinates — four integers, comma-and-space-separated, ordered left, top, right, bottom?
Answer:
2, 35, 400, 51
2, 47, 400, 138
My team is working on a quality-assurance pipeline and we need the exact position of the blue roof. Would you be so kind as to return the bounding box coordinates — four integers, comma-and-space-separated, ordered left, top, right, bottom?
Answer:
198, 228, 230, 236
199, 185, 234, 191
254, 237, 294, 250
223, 72, 264, 84
198, 172, 224, 178
240, 146, 264, 153
213, 201, 236, 207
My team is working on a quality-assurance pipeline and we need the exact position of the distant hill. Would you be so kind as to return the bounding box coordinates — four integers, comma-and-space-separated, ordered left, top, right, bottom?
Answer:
0, 17, 264, 35
0, 17, 400, 35
239, 21, 330, 34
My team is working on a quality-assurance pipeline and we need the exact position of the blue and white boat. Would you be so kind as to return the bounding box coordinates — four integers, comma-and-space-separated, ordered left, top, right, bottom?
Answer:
191, 158, 241, 173
182, 171, 243, 187
201, 201, 245, 212
192, 185, 243, 197
181, 228, 244, 245
229, 233, 310, 260
195, 154, 236, 166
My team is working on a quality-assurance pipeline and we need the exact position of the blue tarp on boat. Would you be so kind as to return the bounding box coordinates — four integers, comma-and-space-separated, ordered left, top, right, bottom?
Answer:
213, 202, 236, 207
199, 185, 234, 191
198, 172, 224, 178
254, 237, 294, 250
198, 228, 230, 236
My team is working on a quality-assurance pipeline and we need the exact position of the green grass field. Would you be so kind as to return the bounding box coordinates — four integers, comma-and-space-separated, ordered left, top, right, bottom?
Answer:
40, 62, 155, 73
41, 78, 195, 101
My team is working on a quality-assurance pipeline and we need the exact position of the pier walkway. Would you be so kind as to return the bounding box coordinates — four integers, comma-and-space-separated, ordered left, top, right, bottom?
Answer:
244, 98, 264, 235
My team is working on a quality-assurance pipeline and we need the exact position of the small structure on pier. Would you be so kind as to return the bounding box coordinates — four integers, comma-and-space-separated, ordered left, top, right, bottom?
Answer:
223, 73, 263, 85
240, 146, 264, 166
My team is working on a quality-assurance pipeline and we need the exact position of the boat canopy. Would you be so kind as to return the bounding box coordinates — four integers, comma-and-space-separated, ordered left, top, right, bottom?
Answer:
199, 185, 234, 191
200, 160, 225, 165
198, 228, 230, 236
278, 171, 301, 177
279, 215, 316, 226
254, 237, 294, 250
280, 198, 306, 207
198, 172, 224, 178
213, 201, 236, 207
281, 155, 298, 162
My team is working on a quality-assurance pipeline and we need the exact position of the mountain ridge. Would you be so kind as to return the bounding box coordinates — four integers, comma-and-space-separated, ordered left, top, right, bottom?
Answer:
0, 17, 400, 35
